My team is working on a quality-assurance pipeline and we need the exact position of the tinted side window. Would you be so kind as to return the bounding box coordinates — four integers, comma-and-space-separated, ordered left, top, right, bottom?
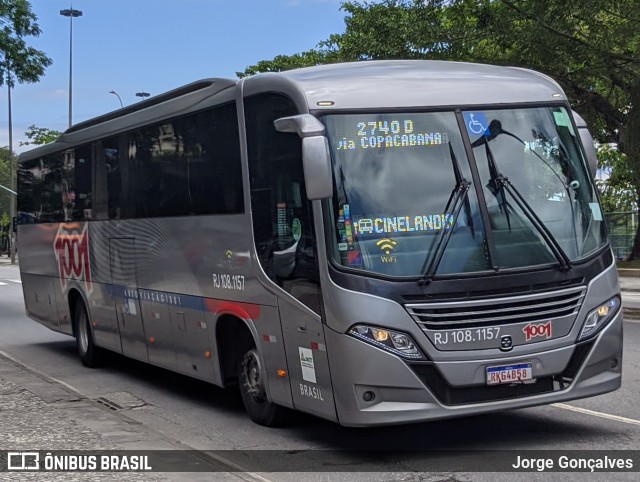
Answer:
245, 93, 321, 312
18, 154, 64, 223
125, 103, 243, 218
62, 145, 92, 221
18, 158, 42, 223
103, 136, 125, 219
18, 103, 243, 223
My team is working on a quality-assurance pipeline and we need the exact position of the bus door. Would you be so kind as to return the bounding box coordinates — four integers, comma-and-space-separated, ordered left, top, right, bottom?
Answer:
279, 297, 337, 421
109, 237, 148, 361
244, 92, 337, 421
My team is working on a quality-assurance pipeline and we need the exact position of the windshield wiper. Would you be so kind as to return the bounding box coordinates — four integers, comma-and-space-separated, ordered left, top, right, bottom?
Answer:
472, 120, 572, 271
472, 124, 511, 231
449, 143, 475, 239
488, 122, 580, 255
419, 144, 472, 286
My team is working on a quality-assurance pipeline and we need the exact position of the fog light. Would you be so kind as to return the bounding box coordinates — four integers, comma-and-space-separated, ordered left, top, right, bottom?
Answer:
363, 391, 375, 402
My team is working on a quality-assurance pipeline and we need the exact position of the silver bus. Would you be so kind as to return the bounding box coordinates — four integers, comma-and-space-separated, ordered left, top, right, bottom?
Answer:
17, 61, 622, 427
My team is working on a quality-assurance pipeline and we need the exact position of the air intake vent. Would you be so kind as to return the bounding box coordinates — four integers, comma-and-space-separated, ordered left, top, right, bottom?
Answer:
406, 286, 585, 330
409, 339, 594, 405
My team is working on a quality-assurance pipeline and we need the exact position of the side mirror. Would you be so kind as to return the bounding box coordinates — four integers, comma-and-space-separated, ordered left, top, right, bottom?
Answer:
571, 111, 598, 178
302, 136, 333, 200
274, 114, 333, 200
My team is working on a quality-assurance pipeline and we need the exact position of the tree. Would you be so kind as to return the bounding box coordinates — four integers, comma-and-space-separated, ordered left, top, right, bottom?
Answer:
595, 145, 636, 212
0, 0, 52, 88
0, 147, 12, 253
20, 124, 62, 146
239, 1, 494, 75
238, 49, 339, 78
1, 0, 52, 261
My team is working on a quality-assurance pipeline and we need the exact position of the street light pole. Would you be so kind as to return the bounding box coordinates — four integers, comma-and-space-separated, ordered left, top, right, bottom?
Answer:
109, 90, 123, 108
7, 69, 16, 264
60, 6, 83, 129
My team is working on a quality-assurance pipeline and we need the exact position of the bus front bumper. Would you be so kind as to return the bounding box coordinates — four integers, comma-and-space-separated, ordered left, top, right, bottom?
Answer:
326, 310, 623, 427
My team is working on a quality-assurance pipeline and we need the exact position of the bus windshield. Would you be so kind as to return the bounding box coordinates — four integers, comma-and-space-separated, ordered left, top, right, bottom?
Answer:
323, 107, 607, 278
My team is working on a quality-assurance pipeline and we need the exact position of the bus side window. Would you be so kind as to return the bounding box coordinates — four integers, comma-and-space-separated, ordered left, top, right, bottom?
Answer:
245, 93, 322, 313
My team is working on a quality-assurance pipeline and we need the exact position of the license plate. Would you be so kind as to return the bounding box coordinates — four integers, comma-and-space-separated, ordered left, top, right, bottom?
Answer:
486, 362, 533, 386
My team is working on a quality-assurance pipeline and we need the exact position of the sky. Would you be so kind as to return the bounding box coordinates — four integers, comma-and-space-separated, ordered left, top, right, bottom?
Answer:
0, 0, 347, 153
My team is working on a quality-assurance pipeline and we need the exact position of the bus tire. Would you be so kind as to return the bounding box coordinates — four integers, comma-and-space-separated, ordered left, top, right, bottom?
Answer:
74, 299, 103, 368
238, 347, 285, 427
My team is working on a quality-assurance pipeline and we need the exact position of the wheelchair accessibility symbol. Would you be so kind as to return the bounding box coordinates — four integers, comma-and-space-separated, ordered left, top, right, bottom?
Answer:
463, 112, 489, 137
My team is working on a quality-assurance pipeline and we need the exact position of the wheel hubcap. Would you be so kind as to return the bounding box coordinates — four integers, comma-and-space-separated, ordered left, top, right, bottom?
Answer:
78, 312, 89, 354
243, 351, 265, 401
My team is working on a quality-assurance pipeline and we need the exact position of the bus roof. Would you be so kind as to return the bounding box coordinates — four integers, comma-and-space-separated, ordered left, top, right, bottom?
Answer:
243, 60, 566, 111
19, 60, 566, 162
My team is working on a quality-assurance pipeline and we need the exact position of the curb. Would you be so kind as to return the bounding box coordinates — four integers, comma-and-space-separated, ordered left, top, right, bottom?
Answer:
0, 351, 263, 480
623, 307, 640, 320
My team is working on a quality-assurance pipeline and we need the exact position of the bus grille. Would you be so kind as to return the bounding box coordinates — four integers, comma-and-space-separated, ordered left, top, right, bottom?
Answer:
408, 340, 594, 406
405, 286, 586, 330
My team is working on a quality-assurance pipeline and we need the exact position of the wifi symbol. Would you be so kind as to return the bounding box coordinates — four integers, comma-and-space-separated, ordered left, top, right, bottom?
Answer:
376, 238, 398, 255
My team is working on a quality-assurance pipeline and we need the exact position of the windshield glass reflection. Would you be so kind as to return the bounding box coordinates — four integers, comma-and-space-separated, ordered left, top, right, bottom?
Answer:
466, 107, 607, 269
323, 112, 489, 277
323, 107, 608, 278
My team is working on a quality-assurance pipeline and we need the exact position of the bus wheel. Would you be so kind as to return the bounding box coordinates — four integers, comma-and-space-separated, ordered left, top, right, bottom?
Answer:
238, 348, 285, 427
74, 300, 103, 368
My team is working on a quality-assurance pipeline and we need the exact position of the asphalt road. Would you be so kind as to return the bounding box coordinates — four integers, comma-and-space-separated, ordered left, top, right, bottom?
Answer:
1, 263, 639, 481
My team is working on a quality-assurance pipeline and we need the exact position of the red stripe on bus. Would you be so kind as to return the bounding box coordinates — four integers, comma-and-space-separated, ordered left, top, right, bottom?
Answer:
204, 299, 261, 320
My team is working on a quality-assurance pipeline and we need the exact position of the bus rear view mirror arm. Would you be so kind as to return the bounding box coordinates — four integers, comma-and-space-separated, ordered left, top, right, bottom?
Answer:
274, 114, 325, 137
275, 114, 333, 200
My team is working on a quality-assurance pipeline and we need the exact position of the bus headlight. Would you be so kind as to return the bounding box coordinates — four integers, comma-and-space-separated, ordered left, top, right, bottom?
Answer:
579, 297, 620, 340
349, 325, 426, 360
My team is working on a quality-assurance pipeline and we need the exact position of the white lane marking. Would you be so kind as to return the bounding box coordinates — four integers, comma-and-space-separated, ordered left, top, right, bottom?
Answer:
7, 279, 21, 283
0, 281, 7, 285
553, 403, 640, 426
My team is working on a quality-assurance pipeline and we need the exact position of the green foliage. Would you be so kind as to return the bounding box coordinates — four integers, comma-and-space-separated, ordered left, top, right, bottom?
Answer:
20, 124, 62, 146
595, 145, 636, 212
0, 0, 52, 87
328, 0, 495, 62
238, 49, 337, 77
0, 147, 12, 224
0, 212, 9, 235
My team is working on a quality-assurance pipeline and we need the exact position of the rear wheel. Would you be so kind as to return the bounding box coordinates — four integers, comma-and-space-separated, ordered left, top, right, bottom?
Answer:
238, 347, 286, 427
74, 300, 103, 367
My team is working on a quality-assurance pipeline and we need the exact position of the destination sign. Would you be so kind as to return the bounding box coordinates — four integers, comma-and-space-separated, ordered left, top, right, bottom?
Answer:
335, 118, 449, 150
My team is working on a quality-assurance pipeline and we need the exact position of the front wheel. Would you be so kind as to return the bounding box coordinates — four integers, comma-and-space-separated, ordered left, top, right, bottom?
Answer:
75, 300, 103, 368
238, 348, 286, 427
